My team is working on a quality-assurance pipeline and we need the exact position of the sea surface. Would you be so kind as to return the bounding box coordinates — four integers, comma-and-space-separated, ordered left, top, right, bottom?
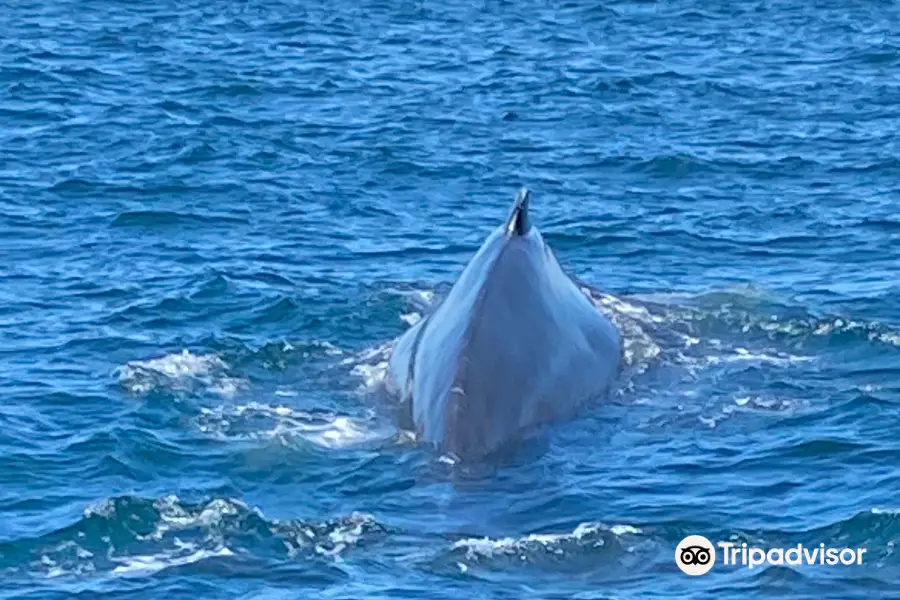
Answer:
2, 0, 900, 598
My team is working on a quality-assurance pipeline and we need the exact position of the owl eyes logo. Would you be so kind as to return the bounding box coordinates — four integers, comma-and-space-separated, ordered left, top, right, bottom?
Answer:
680, 545, 712, 565
675, 535, 716, 575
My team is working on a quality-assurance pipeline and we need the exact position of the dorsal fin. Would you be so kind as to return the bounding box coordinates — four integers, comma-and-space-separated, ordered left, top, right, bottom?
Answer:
505, 188, 531, 236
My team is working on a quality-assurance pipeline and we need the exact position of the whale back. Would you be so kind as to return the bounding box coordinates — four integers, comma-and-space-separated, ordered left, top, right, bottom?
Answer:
391, 222, 622, 461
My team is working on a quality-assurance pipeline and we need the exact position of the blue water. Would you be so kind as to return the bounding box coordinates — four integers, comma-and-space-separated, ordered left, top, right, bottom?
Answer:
3, 0, 900, 598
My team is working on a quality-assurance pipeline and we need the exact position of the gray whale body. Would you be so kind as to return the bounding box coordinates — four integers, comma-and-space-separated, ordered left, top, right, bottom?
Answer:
386, 188, 623, 462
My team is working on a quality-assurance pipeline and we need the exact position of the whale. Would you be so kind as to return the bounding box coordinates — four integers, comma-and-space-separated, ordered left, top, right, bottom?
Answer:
386, 188, 623, 462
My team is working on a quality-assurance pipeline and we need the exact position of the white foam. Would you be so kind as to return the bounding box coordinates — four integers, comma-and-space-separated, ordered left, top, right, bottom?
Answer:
400, 312, 422, 326
38, 541, 97, 578
153, 496, 246, 535
351, 360, 391, 390
451, 522, 640, 560
127, 349, 225, 379
84, 498, 117, 519
809, 317, 900, 347
265, 339, 344, 361
280, 512, 379, 560
871, 507, 900, 515
416, 290, 436, 304
699, 416, 718, 429
608, 525, 641, 535
49, 540, 93, 559
345, 341, 394, 390
117, 349, 246, 397
316, 512, 375, 557
318, 341, 344, 356
195, 402, 387, 449
877, 331, 900, 346
120, 496, 249, 544
111, 546, 233, 576
588, 290, 666, 325
583, 289, 662, 371
699, 394, 805, 428
207, 377, 245, 397
705, 348, 812, 367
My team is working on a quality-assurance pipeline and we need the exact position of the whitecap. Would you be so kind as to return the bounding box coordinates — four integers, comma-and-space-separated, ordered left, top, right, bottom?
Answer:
451, 521, 641, 561
871, 507, 900, 515
42, 495, 383, 579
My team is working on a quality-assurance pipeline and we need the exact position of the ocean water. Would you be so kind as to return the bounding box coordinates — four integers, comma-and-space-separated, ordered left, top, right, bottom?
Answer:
2, 0, 900, 598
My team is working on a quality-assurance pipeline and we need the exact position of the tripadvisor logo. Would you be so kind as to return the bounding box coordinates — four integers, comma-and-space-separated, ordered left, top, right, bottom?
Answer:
676, 535, 716, 576
675, 536, 868, 575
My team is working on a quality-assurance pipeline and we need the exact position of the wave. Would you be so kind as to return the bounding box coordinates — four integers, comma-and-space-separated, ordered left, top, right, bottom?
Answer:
5, 493, 896, 583
0, 495, 384, 580
447, 522, 642, 567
